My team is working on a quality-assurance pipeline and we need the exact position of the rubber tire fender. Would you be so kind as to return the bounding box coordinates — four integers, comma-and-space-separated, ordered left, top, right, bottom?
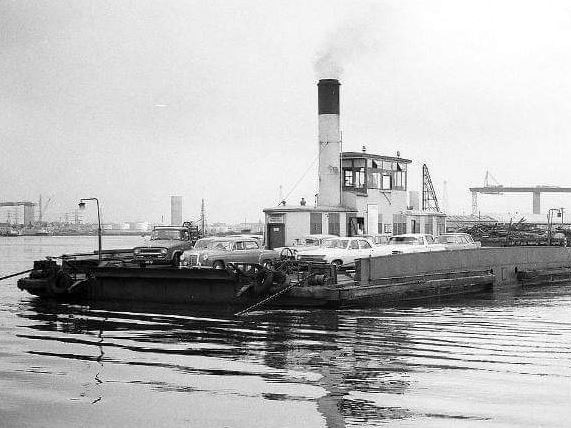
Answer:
49, 270, 72, 295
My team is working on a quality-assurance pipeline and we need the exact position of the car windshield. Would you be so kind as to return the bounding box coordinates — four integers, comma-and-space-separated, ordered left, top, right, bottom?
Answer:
194, 239, 215, 249
322, 239, 349, 249
389, 236, 421, 245
151, 229, 184, 240
304, 237, 321, 246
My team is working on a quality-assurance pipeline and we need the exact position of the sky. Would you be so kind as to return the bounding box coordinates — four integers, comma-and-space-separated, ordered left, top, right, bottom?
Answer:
2, 0, 571, 224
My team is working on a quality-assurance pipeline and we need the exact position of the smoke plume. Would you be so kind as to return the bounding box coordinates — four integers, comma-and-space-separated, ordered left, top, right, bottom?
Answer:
313, 12, 378, 79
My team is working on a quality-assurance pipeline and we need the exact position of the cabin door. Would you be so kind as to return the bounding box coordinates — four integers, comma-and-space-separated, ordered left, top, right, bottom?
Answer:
267, 224, 285, 249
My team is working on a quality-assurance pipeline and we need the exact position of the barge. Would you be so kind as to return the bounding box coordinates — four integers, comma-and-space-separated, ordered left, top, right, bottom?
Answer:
15, 244, 571, 310
15, 251, 492, 309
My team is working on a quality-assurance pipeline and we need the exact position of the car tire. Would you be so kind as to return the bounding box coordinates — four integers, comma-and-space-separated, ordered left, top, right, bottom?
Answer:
212, 261, 225, 270
331, 260, 343, 268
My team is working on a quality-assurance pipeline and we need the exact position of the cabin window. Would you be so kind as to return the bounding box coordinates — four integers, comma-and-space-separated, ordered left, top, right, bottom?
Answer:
328, 213, 340, 236
393, 163, 406, 190
393, 214, 406, 235
343, 169, 354, 187
436, 217, 446, 235
355, 168, 366, 188
310, 213, 322, 234
369, 172, 380, 189
425, 217, 433, 235
378, 213, 383, 234
381, 174, 391, 190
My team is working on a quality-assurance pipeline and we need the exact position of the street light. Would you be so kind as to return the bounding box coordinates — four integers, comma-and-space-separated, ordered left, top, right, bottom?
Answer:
78, 197, 102, 262
547, 207, 565, 246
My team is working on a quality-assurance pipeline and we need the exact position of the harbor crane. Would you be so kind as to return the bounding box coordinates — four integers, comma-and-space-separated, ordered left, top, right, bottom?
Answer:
422, 164, 440, 212
470, 171, 571, 215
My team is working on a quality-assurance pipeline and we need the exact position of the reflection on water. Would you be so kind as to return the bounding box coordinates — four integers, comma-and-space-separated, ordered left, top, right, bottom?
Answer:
2, 237, 571, 427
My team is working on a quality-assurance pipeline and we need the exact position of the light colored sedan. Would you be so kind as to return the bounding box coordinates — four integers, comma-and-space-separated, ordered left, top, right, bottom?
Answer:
273, 234, 337, 258
435, 233, 481, 250
297, 237, 376, 268
373, 234, 446, 256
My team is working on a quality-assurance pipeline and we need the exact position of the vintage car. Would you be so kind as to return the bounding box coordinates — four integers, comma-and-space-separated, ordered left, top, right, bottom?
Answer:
296, 237, 376, 268
180, 236, 279, 269
362, 234, 392, 246
435, 233, 481, 250
273, 234, 337, 258
372, 234, 447, 256
133, 225, 200, 266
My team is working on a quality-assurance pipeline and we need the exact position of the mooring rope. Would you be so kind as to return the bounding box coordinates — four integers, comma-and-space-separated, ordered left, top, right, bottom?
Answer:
0, 269, 34, 282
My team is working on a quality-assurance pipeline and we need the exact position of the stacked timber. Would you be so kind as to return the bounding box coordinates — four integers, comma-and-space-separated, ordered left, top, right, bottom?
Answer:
459, 219, 569, 247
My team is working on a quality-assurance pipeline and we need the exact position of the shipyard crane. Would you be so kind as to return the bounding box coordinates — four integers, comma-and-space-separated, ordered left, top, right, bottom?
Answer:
422, 164, 440, 212
470, 171, 571, 215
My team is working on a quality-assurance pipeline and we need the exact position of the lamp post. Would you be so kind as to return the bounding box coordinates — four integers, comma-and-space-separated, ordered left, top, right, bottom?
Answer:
547, 207, 564, 246
79, 197, 102, 262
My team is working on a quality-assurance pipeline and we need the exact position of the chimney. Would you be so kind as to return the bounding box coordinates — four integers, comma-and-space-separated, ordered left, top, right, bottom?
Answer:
317, 79, 341, 207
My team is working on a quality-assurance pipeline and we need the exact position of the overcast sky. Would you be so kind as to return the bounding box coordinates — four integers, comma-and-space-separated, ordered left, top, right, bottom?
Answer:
2, 0, 571, 224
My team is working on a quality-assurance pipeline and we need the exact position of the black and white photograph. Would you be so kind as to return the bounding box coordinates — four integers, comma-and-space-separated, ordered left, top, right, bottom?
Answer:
2, 1, 571, 426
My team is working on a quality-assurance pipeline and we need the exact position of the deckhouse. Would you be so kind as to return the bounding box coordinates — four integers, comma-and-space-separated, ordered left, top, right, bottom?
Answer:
264, 79, 445, 249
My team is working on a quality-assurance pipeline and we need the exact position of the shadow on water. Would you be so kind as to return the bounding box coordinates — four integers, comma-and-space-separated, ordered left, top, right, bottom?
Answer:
15, 283, 571, 427
16, 297, 426, 426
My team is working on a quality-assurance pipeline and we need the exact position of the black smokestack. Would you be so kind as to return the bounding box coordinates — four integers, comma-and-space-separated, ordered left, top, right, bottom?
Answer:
318, 79, 340, 115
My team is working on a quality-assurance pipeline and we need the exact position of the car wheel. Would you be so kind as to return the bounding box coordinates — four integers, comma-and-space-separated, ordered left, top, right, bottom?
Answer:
261, 259, 273, 269
280, 248, 295, 259
331, 260, 343, 269
212, 261, 225, 270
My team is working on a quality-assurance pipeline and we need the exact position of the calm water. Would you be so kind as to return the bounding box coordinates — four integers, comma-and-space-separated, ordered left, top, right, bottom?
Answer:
1, 236, 571, 427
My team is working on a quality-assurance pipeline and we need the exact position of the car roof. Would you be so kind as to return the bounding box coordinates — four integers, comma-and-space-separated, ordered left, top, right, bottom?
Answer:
440, 233, 470, 236
304, 234, 337, 239
205, 236, 258, 242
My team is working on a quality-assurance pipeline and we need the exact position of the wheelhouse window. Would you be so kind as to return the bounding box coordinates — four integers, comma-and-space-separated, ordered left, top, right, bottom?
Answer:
355, 168, 365, 188
381, 174, 391, 190
343, 169, 354, 187
342, 155, 409, 193
393, 163, 406, 190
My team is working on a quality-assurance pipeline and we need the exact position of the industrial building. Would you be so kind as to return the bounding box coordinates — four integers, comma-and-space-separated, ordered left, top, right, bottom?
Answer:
264, 79, 445, 249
